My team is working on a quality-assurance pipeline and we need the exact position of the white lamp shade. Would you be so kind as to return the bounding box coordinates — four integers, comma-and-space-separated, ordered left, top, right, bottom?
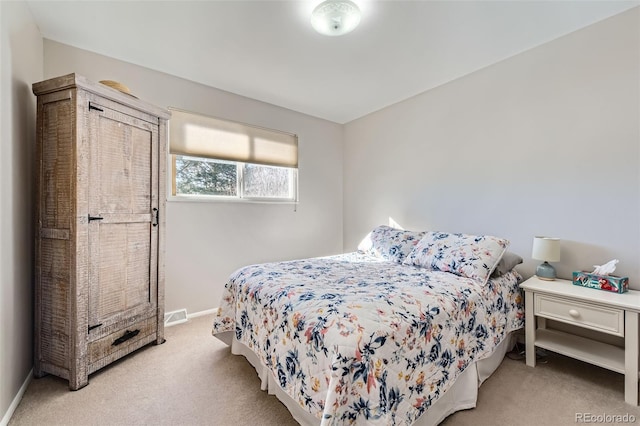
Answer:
532, 237, 561, 262
311, 0, 361, 36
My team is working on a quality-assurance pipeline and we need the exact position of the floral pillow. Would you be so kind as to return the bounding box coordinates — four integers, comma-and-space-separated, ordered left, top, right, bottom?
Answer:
358, 225, 426, 263
403, 231, 509, 285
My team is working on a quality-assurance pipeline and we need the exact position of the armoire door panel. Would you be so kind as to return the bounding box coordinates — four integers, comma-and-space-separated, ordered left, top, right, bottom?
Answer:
93, 113, 155, 215
89, 222, 155, 324
87, 103, 159, 329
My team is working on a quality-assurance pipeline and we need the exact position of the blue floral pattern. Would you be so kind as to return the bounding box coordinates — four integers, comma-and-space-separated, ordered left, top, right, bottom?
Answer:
403, 232, 509, 285
212, 252, 523, 425
357, 225, 426, 263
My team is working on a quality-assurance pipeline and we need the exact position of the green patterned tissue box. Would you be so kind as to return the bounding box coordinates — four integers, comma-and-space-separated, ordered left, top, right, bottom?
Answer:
572, 271, 629, 293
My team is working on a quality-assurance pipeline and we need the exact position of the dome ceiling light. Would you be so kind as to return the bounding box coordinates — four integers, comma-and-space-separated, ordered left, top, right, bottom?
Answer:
311, 0, 361, 36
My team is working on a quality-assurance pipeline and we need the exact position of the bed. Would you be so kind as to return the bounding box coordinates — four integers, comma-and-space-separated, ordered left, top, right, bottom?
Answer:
212, 226, 524, 425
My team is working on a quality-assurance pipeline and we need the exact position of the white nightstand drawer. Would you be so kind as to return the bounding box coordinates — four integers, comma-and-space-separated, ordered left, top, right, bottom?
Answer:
534, 294, 624, 337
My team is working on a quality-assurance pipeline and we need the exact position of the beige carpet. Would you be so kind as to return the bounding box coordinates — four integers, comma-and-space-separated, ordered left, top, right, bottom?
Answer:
9, 314, 640, 426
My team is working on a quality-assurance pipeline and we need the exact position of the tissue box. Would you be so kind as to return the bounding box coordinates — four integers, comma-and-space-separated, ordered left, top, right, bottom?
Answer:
572, 271, 629, 293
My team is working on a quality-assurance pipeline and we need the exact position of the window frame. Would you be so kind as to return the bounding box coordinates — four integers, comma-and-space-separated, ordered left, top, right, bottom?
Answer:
169, 154, 299, 204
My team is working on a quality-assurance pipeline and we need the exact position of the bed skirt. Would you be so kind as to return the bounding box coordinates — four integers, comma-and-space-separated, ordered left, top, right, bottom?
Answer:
214, 331, 516, 426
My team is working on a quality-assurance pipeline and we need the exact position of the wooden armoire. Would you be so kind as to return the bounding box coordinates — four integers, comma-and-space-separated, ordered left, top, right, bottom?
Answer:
32, 74, 170, 390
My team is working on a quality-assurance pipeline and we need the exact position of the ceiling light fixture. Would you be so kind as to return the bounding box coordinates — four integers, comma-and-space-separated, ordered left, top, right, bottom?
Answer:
311, 0, 361, 36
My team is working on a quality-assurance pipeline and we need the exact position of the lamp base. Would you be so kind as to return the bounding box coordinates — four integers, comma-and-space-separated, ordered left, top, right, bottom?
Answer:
536, 261, 556, 281
536, 276, 556, 281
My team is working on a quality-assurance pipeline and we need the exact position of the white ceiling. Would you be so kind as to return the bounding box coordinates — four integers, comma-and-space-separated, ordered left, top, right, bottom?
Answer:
26, 0, 639, 124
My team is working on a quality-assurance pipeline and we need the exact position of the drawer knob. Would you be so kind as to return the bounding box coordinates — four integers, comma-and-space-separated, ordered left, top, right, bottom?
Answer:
569, 309, 580, 318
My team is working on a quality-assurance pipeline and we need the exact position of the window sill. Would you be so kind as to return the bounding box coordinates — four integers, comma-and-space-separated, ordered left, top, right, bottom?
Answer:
167, 195, 298, 205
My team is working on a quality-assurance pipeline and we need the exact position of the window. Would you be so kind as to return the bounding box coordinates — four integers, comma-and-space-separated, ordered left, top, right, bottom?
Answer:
173, 155, 297, 200
169, 108, 298, 202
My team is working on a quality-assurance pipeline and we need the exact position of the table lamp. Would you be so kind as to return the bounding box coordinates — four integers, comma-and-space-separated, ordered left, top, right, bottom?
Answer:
532, 236, 560, 280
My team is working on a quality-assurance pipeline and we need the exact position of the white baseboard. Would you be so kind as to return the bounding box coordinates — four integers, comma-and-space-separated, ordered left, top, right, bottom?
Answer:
188, 308, 217, 319
0, 369, 32, 426
164, 307, 218, 328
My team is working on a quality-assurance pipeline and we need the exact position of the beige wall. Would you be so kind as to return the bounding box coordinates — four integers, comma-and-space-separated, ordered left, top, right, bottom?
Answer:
0, 1, 43, 423
343, 8, 640, 286
43, 40, 344, 314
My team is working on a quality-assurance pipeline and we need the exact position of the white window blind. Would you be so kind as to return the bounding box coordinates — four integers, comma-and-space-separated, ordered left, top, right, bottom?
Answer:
169, 108, 298, 168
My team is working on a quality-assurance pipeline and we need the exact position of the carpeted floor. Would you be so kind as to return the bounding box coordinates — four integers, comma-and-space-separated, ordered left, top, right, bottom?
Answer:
9, 314, 640, 426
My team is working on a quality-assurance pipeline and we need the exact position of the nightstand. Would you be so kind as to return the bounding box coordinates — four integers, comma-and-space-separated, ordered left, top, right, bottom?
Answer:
520, 276, 640, 405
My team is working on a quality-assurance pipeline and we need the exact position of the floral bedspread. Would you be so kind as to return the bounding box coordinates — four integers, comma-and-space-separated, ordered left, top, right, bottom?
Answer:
212, 252, 524, 425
